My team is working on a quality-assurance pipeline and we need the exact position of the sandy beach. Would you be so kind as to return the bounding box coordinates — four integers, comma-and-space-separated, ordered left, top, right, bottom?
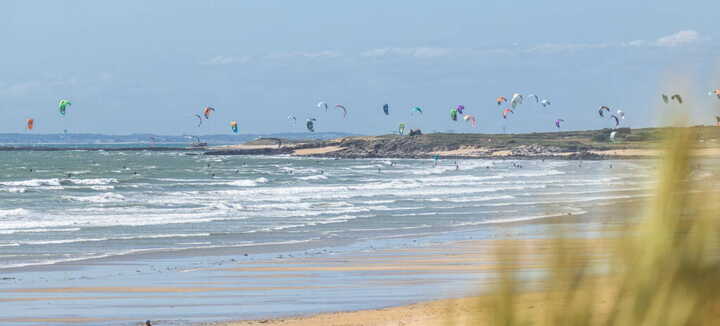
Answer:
0, 234, 620, 325
203, 237, 617, 326
212, 288, 619, 326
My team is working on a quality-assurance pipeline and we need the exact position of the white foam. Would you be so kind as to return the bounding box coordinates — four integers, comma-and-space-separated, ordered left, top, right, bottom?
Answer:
1, 239, 316, 270
19, 233, 211, 246
69, 178, 118, 185
1, 187, 26, 193
0, 177, 117, 188
62, 192, 126, 203
0, 208, 30, 217
227, 177, 269, 187
455, 209, 588, 226
89, 185, 115, 191
0, 178, 62, 187
0, 228, 81, 235
298, 175, 328, 181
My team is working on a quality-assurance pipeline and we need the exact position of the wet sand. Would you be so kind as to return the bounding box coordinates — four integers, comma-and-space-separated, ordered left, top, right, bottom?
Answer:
1, 236, 616, 325
0, 198, 636, 325
207, 237, 616, 326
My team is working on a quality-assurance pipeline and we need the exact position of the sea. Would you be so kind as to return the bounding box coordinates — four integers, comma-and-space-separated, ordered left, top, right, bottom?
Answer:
0, 149, 655, 271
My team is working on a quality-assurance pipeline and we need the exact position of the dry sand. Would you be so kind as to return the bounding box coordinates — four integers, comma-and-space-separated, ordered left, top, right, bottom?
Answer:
293, 146, 342, 156
212, 289, 617, 326
592, 147, 720, 158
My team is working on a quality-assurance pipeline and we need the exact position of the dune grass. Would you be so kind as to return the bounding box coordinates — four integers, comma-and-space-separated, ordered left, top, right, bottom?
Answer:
455, 126, 720, 325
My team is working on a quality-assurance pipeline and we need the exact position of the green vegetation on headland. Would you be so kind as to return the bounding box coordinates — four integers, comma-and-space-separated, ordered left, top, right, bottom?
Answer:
3, 126, 718, 159
207, 126, 720, 160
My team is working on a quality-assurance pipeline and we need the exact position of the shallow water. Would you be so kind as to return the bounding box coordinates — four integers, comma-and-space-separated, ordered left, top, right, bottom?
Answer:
0, 151, 654, 270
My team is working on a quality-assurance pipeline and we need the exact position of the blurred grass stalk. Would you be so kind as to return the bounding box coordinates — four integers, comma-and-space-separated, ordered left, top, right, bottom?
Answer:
461, 123, 720, 325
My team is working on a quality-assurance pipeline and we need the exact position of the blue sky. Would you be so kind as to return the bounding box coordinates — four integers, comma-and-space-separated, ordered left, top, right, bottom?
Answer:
1, 1, 719, 135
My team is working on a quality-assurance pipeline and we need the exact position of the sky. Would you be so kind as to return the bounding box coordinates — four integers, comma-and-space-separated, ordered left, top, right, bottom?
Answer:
1, 0, 719, 135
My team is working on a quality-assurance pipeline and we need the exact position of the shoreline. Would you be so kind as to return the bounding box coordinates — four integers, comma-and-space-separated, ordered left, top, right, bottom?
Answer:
206, 289, 617, 326
0, 154, 650, 325
1, 236, 618, 326
5, 126, 720, 160
0, 145, 661, 160
0, 194, 634, 274
0, 207, 632, 325
206, 237, 619, 326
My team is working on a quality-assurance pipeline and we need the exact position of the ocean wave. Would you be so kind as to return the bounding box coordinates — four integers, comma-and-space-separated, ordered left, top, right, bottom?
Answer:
227, 177, 269, 187
0, 178, 117, 188
18, 233, 211, 246
298, 175, 328, 181
0, 211, 235, 230
0, 228, 81, 235
250, 214, 358, 233
1, 187, 27, 193
62, 192, 126, 203
68, 178, 118, 185
425, 194, 516, 203
89, 185, 115, 191
0, 239, 315, 270
0, 178, 62, 187
326, 224, 433, 233
0, 208, 30, 217
454, 209, 588, 226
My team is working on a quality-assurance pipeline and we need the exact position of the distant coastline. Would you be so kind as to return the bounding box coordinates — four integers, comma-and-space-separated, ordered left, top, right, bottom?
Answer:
206, 126, 720, 160
3, 126, 719, 160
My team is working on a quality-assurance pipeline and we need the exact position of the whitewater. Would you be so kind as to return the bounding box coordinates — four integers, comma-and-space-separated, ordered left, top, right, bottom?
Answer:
0, 150, 652, 270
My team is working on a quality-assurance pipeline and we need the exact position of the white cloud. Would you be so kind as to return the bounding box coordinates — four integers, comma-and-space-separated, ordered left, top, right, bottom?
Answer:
203, 30, 707, 66
654, 30, 700, 47
267, 50, 342, 59
200, 55, 251, 65
360, 47, 453, 58
360, 48, 390, 57
412, 47, 452, 58
301, 50, 342, 58
514, 30, 705, 53
525, 42, 613, 53
625, 40, 647, 47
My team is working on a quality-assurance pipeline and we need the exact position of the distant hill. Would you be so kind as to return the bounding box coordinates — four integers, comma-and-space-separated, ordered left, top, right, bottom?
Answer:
0, 132, 355, 145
